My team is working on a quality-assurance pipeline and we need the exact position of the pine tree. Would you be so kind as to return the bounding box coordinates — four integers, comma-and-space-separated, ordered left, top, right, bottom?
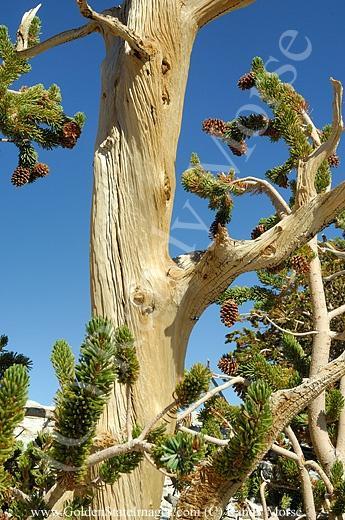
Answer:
0, 23, 85, 187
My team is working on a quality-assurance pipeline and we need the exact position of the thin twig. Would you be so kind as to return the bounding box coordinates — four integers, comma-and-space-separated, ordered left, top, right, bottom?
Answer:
252, 313, 318, 336
18, 22, 99, 59
324, 270, 345, 283
138, 401, 177, 442
87, 439, 153, 467
271, 443, 299, 462
177, 376, 245, 423
232, 177, 291, 217
260, 481, 269, 520
144, 452, 175, 478
329, 304, 345, 321
304, 460, 334, 495
177, 425, 229, 446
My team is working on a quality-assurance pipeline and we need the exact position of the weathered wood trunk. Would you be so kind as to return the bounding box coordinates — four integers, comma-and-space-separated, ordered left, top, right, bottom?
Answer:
90, 3, 197, 513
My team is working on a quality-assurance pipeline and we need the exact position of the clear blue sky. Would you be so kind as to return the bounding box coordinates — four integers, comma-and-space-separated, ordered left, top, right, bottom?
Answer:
1, 1, 344, 404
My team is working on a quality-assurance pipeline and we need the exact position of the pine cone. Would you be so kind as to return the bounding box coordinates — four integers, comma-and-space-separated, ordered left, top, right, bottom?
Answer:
233, 381, 246, 399
11, 166, 31, 187
202, 118, 226, 137
291, 255, 310, 274
328, 154, 340, 168
31, 163, 50, 181
228, 141, 247, 156
217, 354, 237, 376
220, 299, 239, 328
63, 121, 81, 140
237, 72, 255, 90
60, 121, 81, 148
251, 224, 266, 239
262, 120, 281, 141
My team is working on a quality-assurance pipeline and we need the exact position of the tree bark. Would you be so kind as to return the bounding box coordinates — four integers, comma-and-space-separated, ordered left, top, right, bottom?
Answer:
90, 3, 197, 513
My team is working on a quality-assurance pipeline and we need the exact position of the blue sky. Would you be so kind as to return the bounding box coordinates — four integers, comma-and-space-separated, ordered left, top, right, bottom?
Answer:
1, 1, 345, 404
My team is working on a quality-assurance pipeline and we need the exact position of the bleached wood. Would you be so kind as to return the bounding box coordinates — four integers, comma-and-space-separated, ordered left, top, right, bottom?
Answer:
16, 4, 41, 51
18, 22, 99, 59
76, 0, 151, 59
285, 426, 316, 520
185, 0, 256, 28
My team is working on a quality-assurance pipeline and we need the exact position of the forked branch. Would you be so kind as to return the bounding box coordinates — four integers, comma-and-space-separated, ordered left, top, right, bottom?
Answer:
184, 0, 256, 28
76, 0, 151, 60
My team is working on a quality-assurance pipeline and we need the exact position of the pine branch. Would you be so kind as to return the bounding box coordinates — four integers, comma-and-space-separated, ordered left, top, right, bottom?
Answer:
232, 176, 291, 217
76, 0, 152, 60
18, 22, 99, 59
185, 0, 256, 28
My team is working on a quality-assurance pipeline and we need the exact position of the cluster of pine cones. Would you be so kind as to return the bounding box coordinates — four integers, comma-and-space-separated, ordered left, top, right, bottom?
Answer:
11, 122, 82, 188
11, 163, 50, 187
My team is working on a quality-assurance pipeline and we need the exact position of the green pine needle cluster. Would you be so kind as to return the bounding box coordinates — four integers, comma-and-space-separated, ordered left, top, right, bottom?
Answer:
0, 364, 29, 491
0, 334, 32, 380
152, 431, 206, 479
330, 461, 345, 515
174, 363, 211, 408
114, 326, 140, 385
214, 381, 272, 479
50, 317, 118, 482
0, 22, 85, 185
281, 334, 310, 376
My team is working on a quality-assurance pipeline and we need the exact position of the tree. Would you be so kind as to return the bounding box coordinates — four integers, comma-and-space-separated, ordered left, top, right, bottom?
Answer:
2, 0, 345, 516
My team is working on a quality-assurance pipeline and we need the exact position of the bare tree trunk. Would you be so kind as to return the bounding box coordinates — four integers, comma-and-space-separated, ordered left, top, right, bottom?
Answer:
90, 4, 197, 513
307, 237, 337, 474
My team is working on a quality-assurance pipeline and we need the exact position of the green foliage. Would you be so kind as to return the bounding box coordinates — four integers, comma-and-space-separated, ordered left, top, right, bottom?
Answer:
214, 381, 272, 479
281, 334, 310, 375
0, 335, 32, 380
114, 325, 140, 385
174, 363, 211, 408
0, 364, 29, 491
0, 22, 85, 184
63, 495, 93, 519
152, 431, 206, 477
331, 461, 345, 514
51, 317, 118, 482
326, 388, 345, 423
99, 451, 143, 485
237, 353, 299, 391
51, 340, 75, 387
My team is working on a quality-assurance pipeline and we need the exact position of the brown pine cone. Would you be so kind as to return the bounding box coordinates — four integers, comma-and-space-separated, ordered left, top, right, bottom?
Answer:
220, 299, 239, 328
291, 255, 310, 274
202, 118, 226, 137
228, 141, 247, 156
60, 121, 81, 148
217, 354, 238, 376
251, 224, 266, 239
238, 72, 256, 90
30, 163, 50, 181
328, 154, 340, 168
262, 121, 281, 141
11, 166, 31, 187
63, 121, 81, 139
